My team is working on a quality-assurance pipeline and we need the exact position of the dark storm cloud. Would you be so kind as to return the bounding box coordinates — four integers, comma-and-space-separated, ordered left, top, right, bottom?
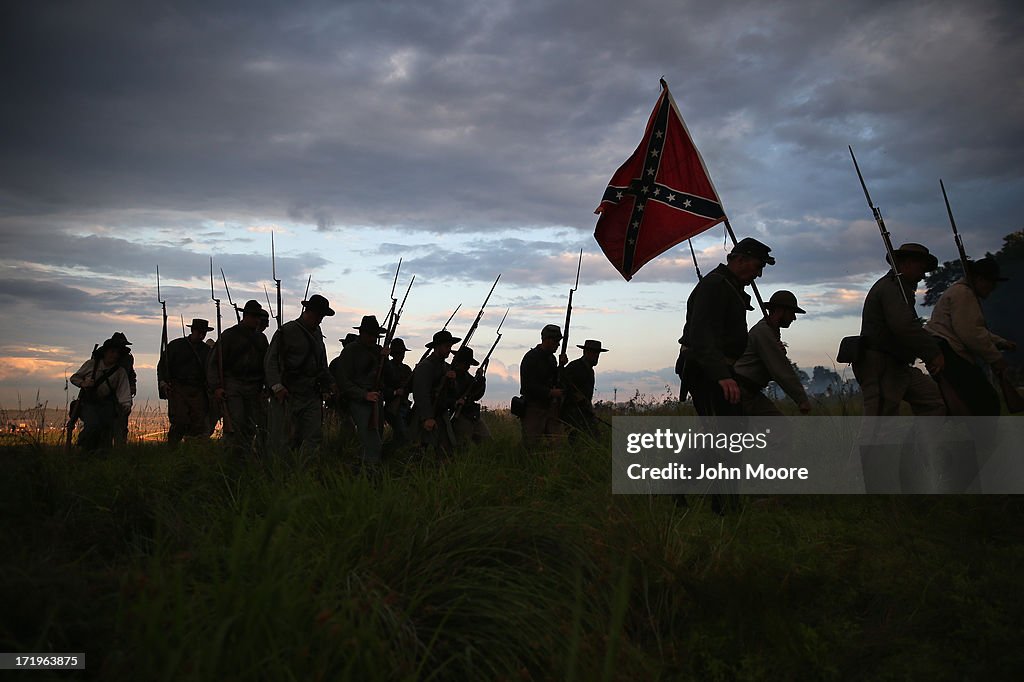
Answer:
5, 0, 1020, 246
0, 221, 328, 284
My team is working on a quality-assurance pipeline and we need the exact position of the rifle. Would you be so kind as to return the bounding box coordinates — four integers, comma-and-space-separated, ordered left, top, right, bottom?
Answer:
850, 146, 905, 304
65, 343, 99, 452
460, 274, 501, 350
303, 274, 312, 305
848, 147, 965, 413
157, 267, 168, 399
211, 258, 233, 433
370, 261, 408, 430
560, 250, 583, 369
221, 268, 242, 323
452, 308, 508, 420
940, 180, 1024, 413
271, 231, 282, 330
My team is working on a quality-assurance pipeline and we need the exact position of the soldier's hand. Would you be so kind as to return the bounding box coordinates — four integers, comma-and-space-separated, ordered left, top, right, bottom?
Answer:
718, 378, 741, 404
456, 398, 465, 406
394, 388, 406, 398
559, 352, 568, 367
926, 353, 945, 375
445, 370, 456, 380
1004, 341, 1018, 352
81, 377, 95, 388
273, 386, 289, 403
550, 388, 564, 399
366, 391, 381, 402
798, 400, 812, 414
992, 358, 1008, 374
424, 418, 437, 432
213, 388, 226, 401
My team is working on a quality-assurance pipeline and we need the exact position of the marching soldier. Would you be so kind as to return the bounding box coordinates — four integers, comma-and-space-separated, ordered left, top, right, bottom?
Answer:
518, 324, 565, 448
926, 257, 1016, 415
208, 300, 270, 459
413, 330, 460, 457
70, 338, 133, 451
853, 243, 946, 416
334, 315, 388, 467
107, 331, 136, 444
450, 347, 490, 448
677, 237, 774, 416
265, 294, 337, 457
158, 318, 214, 445
382, 337, 413, 451
328, 333, 360, 431
732, 291, 811, 416
560, 339, 608, 442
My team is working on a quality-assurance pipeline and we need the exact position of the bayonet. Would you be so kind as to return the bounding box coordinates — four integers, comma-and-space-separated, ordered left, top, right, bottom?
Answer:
221, 268, 242, 323
271, 231, 282, 329
210, 257, 232, 433
157, 266, 169, 399
849, 146, 907, 305
460, 274, 500, 349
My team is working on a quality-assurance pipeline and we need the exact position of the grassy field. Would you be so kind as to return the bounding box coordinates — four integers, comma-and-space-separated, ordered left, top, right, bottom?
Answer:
2, 412, 1023, 680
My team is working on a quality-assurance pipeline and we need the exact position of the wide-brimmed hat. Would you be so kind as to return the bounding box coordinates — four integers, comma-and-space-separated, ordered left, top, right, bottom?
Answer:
425, 330, 461, 349
242, 300, 265, 317
970, 257, 1009, 282
541, 324, 563, 340
98, 338, 127, 355
887, 243, 938, 271
577, 339, 609, 353
339, 333, 360, 347
729, 237, 775, 266
390, 338, 408, 353
766, 290, 806, 314
188, 318, 215, 332
354, 315, 387, 335
452, 347, 479, 366
302, 294, 335, 317
109, 331, 132, 346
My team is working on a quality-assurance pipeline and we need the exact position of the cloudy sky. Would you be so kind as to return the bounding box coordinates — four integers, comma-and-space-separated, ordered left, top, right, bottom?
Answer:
2, 0, 1022, 411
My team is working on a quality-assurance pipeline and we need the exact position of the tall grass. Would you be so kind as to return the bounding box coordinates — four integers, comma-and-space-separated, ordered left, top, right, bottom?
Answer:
1, 414, 1023, 680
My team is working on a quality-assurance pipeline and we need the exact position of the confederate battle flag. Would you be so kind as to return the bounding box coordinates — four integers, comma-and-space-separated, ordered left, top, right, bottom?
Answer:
594, 79, 726, 281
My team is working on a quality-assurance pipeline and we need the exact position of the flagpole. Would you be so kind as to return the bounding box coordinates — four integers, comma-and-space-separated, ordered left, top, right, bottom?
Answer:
660, 80, 768, 317
687, 239, 702, 280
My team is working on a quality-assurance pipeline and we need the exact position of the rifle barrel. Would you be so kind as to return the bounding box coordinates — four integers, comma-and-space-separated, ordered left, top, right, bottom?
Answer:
848, 146, 907, 305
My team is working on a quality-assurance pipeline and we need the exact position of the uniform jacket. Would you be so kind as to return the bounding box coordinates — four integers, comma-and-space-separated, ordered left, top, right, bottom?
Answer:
560, 358, 595, 420
207, 323, 269, 392
680, 264, 752, 381
71, 359, 133, 409
334, 340, 381, 403
859, 271, 940, 364
733, 318, 809, 404
265, 319, 333, 395
926, 279, 1011, 364
383, 358, 413, 410
520, 346, 558, 406
158, 337, 211, 388
453, 368, 485, 419
413, 353, 452, 423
